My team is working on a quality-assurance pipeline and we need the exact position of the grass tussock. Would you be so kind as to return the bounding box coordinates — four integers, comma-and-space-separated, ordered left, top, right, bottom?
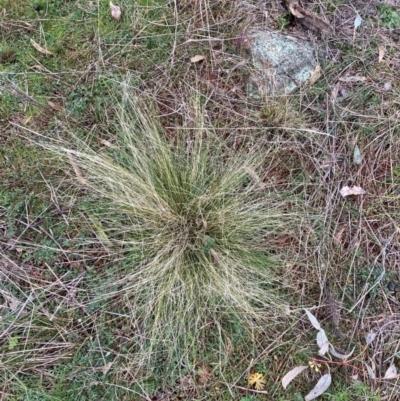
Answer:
45, 89, 298, 373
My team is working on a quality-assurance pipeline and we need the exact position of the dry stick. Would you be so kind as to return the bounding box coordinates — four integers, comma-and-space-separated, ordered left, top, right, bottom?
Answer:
231, 385, 270, 395
0, 80, 52, 112
0, 291, 35, 340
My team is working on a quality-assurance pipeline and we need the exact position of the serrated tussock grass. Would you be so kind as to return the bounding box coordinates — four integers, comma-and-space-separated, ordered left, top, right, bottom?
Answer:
46, 91, 298, 375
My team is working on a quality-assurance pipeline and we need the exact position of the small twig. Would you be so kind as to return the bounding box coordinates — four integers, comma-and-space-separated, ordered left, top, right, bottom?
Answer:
311, 358, 361, 371
0, 80, 52, 112
231, 384, 270, 394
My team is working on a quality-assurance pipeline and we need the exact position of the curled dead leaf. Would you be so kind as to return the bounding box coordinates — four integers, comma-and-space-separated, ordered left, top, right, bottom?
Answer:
304, 309, 321, 331
384, 364, 398, 379
288, 3, 304, 18
100, 139, 115, 148
333, 225, 347, 246
339, 186, 366, 198
309, 64, 321, 85
101, 361, 113, 374
378, 45, 385, 63
331, 83, 340, 103
110, 1, 121, 21
31, 64, 50, 72
328, 345, 355, 360
30, 38, 53, 55
190, 55, 205, 63
47, 101, 63, 111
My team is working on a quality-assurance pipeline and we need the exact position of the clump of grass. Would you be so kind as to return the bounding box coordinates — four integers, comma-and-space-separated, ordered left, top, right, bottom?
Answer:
42, 88, 297, 375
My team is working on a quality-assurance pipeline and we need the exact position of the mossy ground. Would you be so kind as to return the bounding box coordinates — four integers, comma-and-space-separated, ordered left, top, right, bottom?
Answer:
1, 0, 400, 399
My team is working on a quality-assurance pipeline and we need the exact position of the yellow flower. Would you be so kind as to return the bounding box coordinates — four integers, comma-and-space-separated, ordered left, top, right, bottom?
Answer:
248, 372, 266, 390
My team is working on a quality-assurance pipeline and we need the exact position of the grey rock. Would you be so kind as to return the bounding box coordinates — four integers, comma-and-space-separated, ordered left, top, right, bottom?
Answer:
248, 31, 320, 95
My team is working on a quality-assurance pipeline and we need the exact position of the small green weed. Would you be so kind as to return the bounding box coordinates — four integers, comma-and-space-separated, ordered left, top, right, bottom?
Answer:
278, 13, 292, 30
379, 5, 400, 29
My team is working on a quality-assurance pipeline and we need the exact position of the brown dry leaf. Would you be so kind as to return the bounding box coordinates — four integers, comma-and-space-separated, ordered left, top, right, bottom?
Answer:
378, 45, 385, 63
288, 2, 304, 18
331, 83, 340, 103
338, 75, 366, 83
100, 139, 115, 148
309, 64, 321, 85
101, 362, 113, 374
190, 55, 205, 63
31, 64, 49, 72
1, 8, 6, 16
339, 186, 366, 198
285, 0, 332, 34
110, 1, 121, 22
47, 101, 63, 111
333, 225, 347, 246
30, 39, 53, 55
197, 365, 212, 384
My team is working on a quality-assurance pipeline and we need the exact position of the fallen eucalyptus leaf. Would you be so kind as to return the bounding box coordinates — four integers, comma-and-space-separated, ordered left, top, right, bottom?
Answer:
110, 1, 121, 21
317, 330, 330, 356
304, 309, 321, 331
353, 145, 362, 165
318, 341, 330, 356
30, 39, 53, 55
365, 363, 376, 380
282, 366, 308, 389
366, 332, 377, 345
328, 345, 355, 360
339, 186, 366, 198
384, 364, 398, 379
316, 329, 329, 348
190, 55, 205, 63
304, 373, 332, 401
354, 14, 362, 29
384, 81, 392, 91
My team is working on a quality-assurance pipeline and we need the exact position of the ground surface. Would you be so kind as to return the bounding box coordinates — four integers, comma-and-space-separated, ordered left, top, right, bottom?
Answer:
1, 0, 400, 400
